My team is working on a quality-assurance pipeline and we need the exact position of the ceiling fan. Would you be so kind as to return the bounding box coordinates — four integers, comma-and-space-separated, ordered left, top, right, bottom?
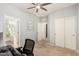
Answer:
27, 3, 51, 13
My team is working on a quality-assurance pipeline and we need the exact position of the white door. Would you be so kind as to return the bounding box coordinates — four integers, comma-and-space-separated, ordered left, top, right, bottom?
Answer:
55, 18, 65, 47
37, 23, 46, 41
42, 23, 46, 40
38, 23, 42, 41
65, 16, 76, 50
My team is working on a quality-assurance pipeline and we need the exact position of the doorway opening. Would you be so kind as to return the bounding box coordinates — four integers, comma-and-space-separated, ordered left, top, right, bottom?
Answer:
37, 22, 48, 41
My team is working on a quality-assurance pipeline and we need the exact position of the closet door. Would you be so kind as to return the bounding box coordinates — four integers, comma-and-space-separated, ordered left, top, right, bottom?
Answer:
65, 16, 76, 50
55, 18, 65, 47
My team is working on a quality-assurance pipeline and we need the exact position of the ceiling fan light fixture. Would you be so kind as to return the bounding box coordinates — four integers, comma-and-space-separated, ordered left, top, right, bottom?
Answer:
36, 6, 40, 9
27, 3, 52, 13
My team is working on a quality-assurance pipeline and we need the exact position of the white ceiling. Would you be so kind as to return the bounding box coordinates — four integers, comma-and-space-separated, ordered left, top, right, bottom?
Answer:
11, 3, 76, 17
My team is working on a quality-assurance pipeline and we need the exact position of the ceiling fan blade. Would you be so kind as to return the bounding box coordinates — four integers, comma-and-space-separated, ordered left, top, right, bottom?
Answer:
32, 3, 36, 5
40, 7, 47, 11
27, 6, 35, 9
36, 9, 38, 13
41, 3, 51, 6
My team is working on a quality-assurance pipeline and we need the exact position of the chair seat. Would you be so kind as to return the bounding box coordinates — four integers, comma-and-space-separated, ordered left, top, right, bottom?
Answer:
23, 49, 32, 53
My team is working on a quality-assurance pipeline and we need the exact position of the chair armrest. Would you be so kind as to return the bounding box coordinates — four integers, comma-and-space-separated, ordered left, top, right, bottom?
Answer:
16, 47, 23, 53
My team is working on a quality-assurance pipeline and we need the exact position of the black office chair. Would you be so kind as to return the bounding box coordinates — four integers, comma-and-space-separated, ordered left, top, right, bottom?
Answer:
17, 39, 35, 56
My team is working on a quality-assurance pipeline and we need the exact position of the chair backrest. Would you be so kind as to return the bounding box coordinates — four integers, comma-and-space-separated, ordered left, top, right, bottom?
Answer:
23, 39, 35, 53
